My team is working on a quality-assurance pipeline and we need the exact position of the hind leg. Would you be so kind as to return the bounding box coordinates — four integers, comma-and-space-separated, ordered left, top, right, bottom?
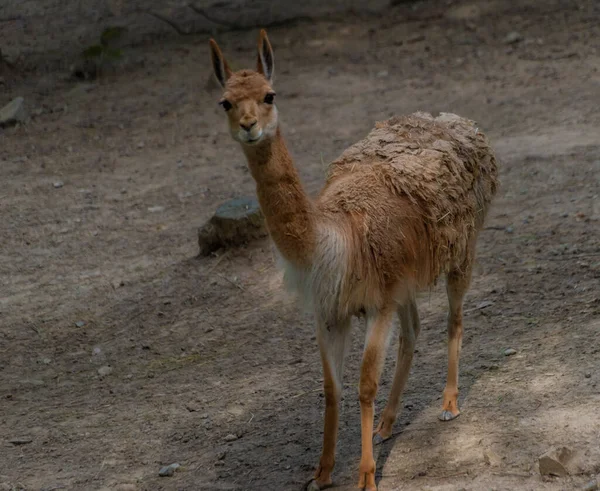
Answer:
373, 297, 420, 443
439, 260, 474, 422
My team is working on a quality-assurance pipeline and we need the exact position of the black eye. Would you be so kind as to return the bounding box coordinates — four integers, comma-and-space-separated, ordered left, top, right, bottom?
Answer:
220, 100, 232, 111
263, 92, 275, 104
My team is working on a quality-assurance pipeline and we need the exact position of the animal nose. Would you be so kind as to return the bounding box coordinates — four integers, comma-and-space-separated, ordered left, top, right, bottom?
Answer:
240, 120, 257, 131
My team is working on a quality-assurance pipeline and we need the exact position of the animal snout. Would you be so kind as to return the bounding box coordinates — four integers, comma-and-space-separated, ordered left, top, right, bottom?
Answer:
240, 120, 257, 131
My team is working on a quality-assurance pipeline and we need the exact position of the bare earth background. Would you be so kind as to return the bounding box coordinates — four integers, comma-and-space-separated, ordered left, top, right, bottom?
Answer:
1, 0, 599, 490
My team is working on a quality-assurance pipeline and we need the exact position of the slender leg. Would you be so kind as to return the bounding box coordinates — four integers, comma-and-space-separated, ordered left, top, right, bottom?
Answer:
357, 309, 394, 491
307, 317, 352, 491
373, 297, 421, 443
439, 263, 473, 421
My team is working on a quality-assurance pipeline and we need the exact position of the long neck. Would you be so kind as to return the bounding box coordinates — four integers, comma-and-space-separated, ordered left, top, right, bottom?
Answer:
242, 127, 316, 267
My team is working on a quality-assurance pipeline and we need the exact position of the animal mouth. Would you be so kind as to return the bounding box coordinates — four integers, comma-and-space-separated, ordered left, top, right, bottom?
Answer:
245, 135, 262, 144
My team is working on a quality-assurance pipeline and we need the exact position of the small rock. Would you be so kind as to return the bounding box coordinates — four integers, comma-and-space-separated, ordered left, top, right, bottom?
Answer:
9, 437, 33, 445
158, 463, 180, 477
198, 197, 267, 256
53, 181, 64, 189
217, 451, 226, 460
585, 373, 591, 378
41, 358, 52, 365
147, 206, 165, 213
67, 83, 96, 97
476, 300, 494, 310
538, 446, 574, 476
483, 449, 502, 467
75, 320, 85, 328
376, 70, 389, 78
503, 348, 517, 356
0, 96, 27, 126
505, 225, 514, 233
582, 479, 598, 491
224, 433, 238, 442
504, 31, 523, 44
97, 366, 113, 377
137, 141, 145, 149
407, 34, 426, 44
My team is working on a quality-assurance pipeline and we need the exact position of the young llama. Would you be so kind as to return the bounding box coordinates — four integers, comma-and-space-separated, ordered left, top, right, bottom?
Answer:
209, 30, 498, 491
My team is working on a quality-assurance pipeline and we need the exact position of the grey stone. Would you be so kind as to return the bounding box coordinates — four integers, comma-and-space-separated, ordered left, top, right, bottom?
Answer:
224, 433, 238, 442
9, 437, 33, 445
53, 181, 64, 189
198, 197, 267, 256
75, 320, 85, 328
158, 463, 180, 477
0, 97, 26, 126
97, 366, 113, 377
504, 31, 523, 44
503, 348, 517, 356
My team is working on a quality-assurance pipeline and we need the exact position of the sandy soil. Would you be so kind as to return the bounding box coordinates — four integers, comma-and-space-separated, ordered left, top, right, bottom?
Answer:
1, 0, 599, 490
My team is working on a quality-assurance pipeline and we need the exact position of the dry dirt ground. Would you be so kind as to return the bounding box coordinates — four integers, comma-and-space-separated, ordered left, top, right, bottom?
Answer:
1, 1, 599, 490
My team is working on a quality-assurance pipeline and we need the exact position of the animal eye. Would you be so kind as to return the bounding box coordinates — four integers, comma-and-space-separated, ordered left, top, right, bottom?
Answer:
263, 92, 275, 104
220, 100, 232, 111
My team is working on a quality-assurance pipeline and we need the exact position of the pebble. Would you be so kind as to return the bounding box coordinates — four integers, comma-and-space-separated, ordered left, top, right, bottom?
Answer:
97, 366, 113, 377
538, 447, 572, 476
158, 463, 180, 477
147, 206, 165, 213
0, 96, 27, 126
217, 451, 226, 460
503, 348, 517, 356
483, 448, 502, 467
53, 181, 64, 189
585, 373, 591, 378
9, 437, 33, 445
505, 225, 514, 233
75, 320, 85, 328
504, 31, 523, 44
224, 433, 238, 442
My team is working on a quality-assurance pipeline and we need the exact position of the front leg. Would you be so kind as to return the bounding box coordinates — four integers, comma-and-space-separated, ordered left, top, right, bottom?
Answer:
358, 309, 394, 491
307, 317, 351, 491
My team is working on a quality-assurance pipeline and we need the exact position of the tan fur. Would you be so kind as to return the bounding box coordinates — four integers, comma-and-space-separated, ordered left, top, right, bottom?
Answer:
209, 30, 498, 490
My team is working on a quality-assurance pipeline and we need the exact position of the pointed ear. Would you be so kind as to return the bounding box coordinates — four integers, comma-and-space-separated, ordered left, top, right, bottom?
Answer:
209, 38, 232, 87
256, 29, 274, 83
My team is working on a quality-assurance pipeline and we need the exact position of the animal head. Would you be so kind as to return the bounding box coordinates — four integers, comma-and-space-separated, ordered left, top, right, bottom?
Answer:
209, 30, 277, 146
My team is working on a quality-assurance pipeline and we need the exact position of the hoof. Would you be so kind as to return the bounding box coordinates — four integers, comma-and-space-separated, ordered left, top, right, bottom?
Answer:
438, 409, 460, 421
305, 479, 332, 491
306, 480, 321, 491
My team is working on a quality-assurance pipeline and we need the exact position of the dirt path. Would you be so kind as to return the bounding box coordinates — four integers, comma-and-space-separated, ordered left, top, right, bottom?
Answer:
1, 1, 599, 490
